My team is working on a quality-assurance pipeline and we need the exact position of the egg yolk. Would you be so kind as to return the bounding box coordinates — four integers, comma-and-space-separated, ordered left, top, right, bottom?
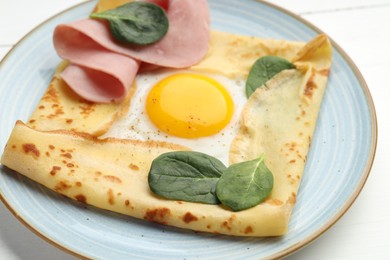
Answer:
146, 73, 234, 138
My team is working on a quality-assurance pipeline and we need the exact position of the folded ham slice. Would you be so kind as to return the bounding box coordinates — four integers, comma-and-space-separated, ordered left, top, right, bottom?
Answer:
53, 0, 210, 103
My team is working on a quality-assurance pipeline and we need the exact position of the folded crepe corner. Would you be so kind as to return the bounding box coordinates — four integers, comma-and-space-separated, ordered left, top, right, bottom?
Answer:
230, 34, 332, 233
27, 61, 134, 136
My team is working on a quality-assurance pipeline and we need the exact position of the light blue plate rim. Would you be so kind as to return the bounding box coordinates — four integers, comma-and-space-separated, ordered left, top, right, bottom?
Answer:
0, 0, 377, 259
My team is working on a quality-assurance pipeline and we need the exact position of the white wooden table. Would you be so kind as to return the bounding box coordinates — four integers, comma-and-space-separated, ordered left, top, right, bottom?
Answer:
1, 0, 389, 259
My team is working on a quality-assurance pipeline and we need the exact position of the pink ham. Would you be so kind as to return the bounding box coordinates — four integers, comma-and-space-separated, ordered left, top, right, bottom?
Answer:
53, 0, 210, 103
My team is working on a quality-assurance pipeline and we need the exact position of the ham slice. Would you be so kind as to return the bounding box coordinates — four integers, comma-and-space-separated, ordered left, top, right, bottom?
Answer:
53, 0, 210, 103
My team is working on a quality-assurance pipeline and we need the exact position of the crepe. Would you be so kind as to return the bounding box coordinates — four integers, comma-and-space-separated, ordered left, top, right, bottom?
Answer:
2, 121, 288, 236
191, 30, 305, 78
230, 34, 332, 219
1, 32, 332, 236
27, 62, 134, 136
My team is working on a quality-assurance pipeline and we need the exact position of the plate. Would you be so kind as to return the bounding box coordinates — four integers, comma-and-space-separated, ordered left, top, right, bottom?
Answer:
0, 0, 377, 259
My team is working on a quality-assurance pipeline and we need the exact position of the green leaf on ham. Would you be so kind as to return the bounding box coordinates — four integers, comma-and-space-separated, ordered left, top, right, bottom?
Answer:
90, 1, 169, 45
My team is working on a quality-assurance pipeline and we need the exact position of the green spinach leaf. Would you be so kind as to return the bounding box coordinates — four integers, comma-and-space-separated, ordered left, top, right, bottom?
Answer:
216, 155, 273, 211
245, 56, 295, 98
148, 151, 226, 204
90, 2, 169, 45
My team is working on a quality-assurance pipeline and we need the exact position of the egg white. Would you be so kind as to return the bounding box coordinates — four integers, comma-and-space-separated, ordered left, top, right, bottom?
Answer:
102, 70, 247, 166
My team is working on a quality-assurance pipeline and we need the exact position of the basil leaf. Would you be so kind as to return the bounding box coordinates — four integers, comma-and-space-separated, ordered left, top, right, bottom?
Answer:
148, 151, 226, 204
245, 56, 295, 98
216, 155, 273, 211
90, 2, 169, 45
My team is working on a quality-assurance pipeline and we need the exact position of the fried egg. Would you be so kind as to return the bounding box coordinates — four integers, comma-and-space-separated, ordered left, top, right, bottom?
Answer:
102, 69, 247, 165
